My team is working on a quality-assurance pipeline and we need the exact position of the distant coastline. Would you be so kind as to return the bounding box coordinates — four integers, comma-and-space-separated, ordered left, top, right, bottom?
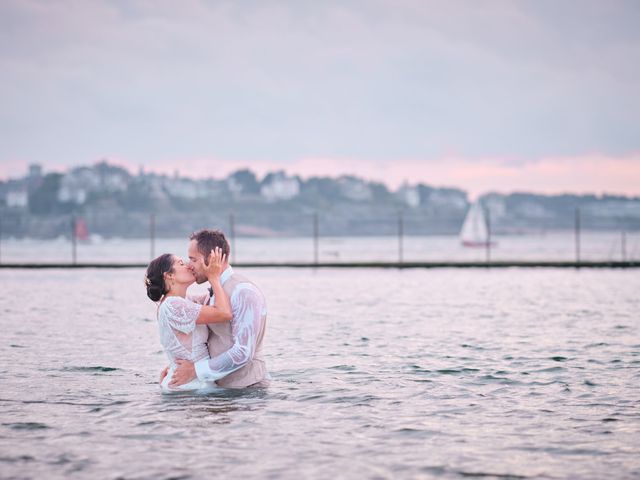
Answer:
1, 161, 639, 239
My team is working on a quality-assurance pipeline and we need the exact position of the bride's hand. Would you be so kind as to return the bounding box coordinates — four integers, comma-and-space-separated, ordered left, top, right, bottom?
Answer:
202, 247, 226, 279
159, 366, 169, 384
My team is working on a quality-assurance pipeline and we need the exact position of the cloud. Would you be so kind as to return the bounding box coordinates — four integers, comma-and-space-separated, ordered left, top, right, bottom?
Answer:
1, 0, 639, 189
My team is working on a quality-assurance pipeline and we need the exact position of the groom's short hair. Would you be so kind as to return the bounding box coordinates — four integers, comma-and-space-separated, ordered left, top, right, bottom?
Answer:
189, 229, 230, 264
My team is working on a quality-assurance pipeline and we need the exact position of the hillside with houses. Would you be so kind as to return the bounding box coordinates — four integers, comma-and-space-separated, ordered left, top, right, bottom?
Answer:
1, 161, 639, 238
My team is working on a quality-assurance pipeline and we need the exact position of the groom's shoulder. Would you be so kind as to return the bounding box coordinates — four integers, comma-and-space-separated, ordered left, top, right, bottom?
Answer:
229, 271, 255, 287
229, 272, 264, 299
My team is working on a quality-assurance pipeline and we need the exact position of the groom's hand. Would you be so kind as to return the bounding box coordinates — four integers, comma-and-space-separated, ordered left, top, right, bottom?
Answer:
169, 360, 196, 387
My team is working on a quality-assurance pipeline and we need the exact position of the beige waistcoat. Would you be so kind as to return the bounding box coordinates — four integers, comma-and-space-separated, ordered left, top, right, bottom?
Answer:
207, 272, 268, 388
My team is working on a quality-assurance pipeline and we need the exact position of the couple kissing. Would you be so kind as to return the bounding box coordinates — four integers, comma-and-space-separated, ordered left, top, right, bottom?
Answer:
144, 229, 269, 392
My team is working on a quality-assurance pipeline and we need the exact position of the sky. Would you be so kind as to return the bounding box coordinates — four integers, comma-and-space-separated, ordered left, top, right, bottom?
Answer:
1, 0, 639, 197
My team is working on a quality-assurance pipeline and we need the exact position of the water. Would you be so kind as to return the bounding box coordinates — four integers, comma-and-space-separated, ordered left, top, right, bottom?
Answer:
1, 231, 639, 264
1, 267, 639, 479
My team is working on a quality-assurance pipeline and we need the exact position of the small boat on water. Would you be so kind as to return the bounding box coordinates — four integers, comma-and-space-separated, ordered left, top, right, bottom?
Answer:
460, 201, 496, 247
74, 218, 90, 242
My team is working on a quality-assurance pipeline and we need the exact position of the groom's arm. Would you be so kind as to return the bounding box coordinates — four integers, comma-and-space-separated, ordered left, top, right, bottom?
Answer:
194, 284, 265, 382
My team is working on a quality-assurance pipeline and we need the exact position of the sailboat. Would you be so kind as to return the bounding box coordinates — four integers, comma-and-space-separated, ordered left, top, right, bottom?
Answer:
460, 201, 496, 247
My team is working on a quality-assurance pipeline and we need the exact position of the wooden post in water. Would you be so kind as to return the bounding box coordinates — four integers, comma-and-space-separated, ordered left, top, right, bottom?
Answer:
149, 213, 156, 260
485, 206, 491, 264
71, 215, 77, 265
621, 230, 627, 262
398, 210, 404, 264
229, 212, 236, 264
574, 207, 581, 265
313, 212, 319, 265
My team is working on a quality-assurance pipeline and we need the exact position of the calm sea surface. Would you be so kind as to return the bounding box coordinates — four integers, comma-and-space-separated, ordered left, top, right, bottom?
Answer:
1, 267, 639, 479
1, 231, 639, 264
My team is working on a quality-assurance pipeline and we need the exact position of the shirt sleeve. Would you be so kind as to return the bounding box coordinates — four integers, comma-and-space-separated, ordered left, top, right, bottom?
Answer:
161, 296, 202, 334
194, 284, 265, 382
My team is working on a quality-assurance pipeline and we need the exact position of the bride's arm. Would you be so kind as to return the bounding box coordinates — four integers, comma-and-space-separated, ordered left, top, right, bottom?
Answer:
195, 290, 231, 324
195, 248, 232, 324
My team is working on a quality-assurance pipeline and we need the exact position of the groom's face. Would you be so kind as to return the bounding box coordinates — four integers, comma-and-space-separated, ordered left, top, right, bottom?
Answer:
187, 239, 208, 284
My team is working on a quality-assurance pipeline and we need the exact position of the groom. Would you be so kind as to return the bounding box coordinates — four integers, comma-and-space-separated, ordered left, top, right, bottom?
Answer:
163, 228, 269, 389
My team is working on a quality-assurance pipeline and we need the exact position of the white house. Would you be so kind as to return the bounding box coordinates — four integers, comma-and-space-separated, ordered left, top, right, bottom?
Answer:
260, 172, 300, 202
429, 190, 468, 210
58, 167, 101, 204
338, 176, 373, 202
6, 189, 29, 208
164, 177, 200, 199
396, 183, 421, 208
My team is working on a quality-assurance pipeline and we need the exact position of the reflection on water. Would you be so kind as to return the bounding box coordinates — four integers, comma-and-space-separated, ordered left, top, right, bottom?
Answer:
0, 267, 638, 479
160, 389, 270, 425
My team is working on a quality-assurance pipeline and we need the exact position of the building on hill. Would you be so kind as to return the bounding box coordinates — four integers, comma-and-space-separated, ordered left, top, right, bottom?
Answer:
337, 175, 373, 202
7, 187, 29, 209
396, 183, 421, 208
260, 171, 300, 202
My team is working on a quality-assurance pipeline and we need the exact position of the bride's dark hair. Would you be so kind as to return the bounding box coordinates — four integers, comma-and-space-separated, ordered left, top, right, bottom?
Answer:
145, 254, 174, 301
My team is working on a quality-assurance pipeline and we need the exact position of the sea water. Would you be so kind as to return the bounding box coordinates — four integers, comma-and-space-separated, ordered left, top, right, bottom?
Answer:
0, 231, 638, 264
0, 267, 638, 479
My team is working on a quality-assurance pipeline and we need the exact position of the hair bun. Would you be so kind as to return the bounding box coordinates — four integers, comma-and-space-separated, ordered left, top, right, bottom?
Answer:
145, 253, 174, 302
146, 280, 164, 302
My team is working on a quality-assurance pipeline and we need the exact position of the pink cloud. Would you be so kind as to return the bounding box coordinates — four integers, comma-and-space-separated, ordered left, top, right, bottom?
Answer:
277, 153, 640, 199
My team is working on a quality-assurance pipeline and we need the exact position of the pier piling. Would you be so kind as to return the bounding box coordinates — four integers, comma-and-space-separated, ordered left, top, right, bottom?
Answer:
149, 213, 156, 260
313, 212, 319, 265
575, 208, 581, 265
71, 215, 77, 265
229, 212, 236, 263
485, 206, 491, 264
398, 211, 404, 264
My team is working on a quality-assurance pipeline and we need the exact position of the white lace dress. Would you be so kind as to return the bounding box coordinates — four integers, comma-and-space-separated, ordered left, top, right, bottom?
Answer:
157, 295, 217, 393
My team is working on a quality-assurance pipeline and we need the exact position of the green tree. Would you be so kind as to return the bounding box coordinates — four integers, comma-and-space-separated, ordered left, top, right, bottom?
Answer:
29, 173, 63, 215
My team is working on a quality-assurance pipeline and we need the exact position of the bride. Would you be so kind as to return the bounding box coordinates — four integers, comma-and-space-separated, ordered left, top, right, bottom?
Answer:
145, 247, 231, 393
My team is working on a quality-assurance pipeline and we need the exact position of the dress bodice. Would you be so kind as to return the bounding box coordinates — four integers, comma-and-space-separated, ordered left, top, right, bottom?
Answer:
157, 295, 210, 366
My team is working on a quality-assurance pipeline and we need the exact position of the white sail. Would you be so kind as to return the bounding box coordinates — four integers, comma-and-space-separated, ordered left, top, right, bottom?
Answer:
460, 201, 489, 246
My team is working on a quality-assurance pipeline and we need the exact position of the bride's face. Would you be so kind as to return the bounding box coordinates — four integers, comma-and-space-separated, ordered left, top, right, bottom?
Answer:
169, 256, 195, 285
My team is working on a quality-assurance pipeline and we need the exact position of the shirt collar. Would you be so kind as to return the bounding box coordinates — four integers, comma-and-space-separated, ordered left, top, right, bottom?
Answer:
220, 266, 234, 285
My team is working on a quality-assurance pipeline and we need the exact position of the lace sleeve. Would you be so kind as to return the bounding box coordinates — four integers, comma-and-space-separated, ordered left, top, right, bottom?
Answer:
160, 296, 203, 334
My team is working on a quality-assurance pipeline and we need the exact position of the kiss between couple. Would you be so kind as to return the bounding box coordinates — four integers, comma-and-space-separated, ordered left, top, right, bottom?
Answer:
144, 229, 269, 393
